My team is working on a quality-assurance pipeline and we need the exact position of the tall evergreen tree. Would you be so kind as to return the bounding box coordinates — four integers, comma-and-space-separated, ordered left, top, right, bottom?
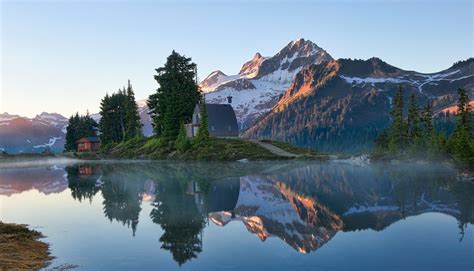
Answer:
420, 102, 434, 135
407, 93, 422, 148
447, 88, 473, 165
148, 51, 201, 139
124, 80, 143, 140
407, 93, 421, 144
388, 87, 408, 153
100, 81, 142, 145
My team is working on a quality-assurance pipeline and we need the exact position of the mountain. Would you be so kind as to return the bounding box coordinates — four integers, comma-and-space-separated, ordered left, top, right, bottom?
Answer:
201, 38, 333, 129
243, 57, 474, 152
0, 112, 68, 153
0, 100, 152, 153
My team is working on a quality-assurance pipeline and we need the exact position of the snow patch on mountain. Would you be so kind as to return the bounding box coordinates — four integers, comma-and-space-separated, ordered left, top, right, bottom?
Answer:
33, 136, 62, 149
340, 75, 408, 85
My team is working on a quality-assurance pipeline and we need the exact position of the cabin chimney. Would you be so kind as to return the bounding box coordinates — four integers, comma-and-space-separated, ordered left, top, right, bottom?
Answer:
227, 96, 233, 104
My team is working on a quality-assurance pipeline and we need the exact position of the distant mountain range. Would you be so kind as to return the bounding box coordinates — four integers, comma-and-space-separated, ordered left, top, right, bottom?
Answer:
0, 100, 152, 153
1, 38, 472, 153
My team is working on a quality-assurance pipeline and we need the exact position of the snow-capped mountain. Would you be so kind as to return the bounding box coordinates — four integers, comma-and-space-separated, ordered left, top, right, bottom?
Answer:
201, 38, 333, 129
244, 57, 474, 152
0, 99, 152, 153
0, 112, 67, 153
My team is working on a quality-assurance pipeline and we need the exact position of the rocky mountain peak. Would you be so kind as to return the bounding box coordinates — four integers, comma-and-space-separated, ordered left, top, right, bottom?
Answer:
239, 52, 266, 78
200, 70, 229, 92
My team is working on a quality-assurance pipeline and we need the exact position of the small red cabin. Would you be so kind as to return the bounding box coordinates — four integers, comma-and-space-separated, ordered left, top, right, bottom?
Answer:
76, 137, 101, 152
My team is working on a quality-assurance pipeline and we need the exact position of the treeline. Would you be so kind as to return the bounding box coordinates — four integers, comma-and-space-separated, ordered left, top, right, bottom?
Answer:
99, 80, 142, 145
64, 113, 98, 151
375, 88, 473, 166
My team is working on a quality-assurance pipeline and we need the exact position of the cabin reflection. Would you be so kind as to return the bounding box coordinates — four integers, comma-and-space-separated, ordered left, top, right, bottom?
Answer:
78, 164, 93, 177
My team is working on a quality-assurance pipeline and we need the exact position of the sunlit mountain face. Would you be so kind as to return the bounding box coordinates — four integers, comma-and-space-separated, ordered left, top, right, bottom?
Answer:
0, 161, 472, 268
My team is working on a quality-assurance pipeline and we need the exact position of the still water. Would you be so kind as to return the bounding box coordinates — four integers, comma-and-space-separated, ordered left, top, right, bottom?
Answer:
0, 161, 472, 270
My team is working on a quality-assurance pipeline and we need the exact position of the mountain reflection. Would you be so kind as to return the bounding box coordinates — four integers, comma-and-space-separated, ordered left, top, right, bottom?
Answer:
1, 161, 472, 265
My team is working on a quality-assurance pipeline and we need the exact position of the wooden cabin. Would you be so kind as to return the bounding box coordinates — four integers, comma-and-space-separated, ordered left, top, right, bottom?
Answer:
76, 137, 101, 152
186, 103, 239, 138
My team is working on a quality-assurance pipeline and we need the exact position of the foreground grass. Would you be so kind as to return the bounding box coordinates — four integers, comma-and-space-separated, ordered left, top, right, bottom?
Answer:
0, 222, 52, 270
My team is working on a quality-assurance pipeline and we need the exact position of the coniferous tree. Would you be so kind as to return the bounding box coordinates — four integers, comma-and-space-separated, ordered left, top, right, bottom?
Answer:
447, 88, 473, 165
124, 80, 143, 140
148, 51, 200, 139
100, 81, 142, 145
388, 87, 408, 153
407, 93, 421, 148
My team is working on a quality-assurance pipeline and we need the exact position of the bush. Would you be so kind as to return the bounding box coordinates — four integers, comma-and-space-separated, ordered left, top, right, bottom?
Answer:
141, 137, 168, 153
175, 124, 192, 153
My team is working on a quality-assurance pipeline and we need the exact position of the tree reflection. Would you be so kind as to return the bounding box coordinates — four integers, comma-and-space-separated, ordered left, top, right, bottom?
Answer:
100, 164, 149, 236
150, 176, 205, 266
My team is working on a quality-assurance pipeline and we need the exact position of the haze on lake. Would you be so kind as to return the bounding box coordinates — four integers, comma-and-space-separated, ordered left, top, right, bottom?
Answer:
0, 161, 472, 270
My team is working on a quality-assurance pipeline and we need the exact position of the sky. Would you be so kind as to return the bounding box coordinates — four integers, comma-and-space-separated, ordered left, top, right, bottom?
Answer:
1, 0, 473, 118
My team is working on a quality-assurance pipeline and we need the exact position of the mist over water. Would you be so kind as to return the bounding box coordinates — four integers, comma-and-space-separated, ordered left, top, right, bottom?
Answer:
0, 161, 472, 270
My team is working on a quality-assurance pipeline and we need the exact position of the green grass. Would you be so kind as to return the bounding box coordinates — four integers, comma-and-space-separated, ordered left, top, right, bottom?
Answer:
175, 138, 289, 161
100, 137, 294, 161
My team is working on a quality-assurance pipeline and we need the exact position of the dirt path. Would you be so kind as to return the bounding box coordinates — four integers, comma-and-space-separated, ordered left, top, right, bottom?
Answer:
250, 140, 299, 158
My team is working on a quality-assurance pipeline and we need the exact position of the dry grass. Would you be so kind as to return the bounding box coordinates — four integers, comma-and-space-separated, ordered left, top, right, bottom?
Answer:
0, 222, 52, 270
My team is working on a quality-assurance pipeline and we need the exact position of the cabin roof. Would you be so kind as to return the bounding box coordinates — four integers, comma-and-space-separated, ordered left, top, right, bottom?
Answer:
76, 137, 100, 143
196, 104, 238, 129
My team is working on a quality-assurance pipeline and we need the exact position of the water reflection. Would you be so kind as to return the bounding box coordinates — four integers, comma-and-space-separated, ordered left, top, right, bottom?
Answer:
1, 161, 472, 266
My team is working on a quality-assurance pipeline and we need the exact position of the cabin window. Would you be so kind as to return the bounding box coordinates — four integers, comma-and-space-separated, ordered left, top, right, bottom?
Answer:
211, 125, 215, 131
228, 125, 232, 131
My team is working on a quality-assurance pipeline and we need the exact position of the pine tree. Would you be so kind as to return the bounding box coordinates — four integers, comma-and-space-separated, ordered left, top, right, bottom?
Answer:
447, 88, 473, 165
407, 93, 421, 148
65, 114, 79, 151
100, 82, 142, 145
148, 51, 201, 139
388, 87, 408, 153
124, 80, 142, 140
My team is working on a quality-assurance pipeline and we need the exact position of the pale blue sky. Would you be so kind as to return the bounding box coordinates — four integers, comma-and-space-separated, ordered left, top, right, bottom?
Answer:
1, 0, 473, 117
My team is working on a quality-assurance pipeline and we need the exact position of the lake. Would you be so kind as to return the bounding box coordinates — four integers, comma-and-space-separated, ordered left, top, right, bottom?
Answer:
0, 160, 472, 270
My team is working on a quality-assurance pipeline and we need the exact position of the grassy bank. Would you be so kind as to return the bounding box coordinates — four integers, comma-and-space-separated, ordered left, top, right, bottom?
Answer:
95, 137, 295, 161
0, 222, 52, 270
75, 136, 329, 161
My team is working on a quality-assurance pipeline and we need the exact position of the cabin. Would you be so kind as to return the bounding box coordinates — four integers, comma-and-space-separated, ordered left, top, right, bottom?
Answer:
186, 102, 239, 138
76, 137, 101, 152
